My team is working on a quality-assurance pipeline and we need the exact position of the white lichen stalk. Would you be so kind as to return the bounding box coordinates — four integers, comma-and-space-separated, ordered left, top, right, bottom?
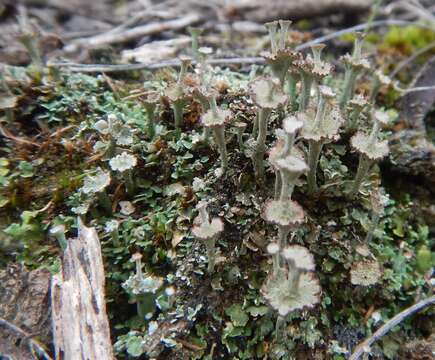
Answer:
339, 33, 370, 110
349, 110, 390, 197
248, 78, 287, 183
261, 245, 321, 341
109, 152, 138, 195
191, 201, 224, 273
201, 96, 232, 177
299, 86, 343, 194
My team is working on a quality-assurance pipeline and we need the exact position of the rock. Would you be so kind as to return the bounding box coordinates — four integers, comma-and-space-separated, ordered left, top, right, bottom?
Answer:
0, 264, 51, 358
388, 130, 435, 185
387, 56, 435, 188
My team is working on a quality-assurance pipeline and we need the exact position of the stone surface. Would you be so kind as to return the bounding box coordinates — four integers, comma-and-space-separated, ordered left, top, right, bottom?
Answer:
388, 130, 435, 185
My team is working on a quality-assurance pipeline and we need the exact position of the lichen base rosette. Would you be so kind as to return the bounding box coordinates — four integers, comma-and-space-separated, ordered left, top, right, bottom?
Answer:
262, 269, 321, 316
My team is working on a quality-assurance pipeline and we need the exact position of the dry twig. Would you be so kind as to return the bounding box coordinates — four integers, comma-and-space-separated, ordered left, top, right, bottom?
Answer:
71, 13, 201, 48
349, 295, 435, 360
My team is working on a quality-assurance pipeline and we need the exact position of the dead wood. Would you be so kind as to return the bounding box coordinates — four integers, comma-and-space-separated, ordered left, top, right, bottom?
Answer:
51, 218, 114, 360
71, 13, 201, 48
226, 0, 372, 22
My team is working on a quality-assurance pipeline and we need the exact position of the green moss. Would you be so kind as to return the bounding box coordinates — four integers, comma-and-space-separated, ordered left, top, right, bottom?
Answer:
382, 26, 435, 55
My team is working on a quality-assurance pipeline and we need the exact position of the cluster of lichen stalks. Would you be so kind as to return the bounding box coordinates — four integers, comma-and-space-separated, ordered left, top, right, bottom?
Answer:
19, 17, 393, 344
189, 20, 392, 339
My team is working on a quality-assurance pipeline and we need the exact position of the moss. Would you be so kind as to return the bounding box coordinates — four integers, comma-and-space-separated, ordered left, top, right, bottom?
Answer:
381, 26, 435, 55
0, 34, 433, 360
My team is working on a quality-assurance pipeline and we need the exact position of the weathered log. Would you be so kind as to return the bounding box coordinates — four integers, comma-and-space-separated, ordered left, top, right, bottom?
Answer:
51, 218, 114, 360
226, 0, 372, 22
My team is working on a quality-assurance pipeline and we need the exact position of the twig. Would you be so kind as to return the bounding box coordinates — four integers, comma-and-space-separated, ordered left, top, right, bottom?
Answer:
49, 19, 425, 73
349, 295, 435, 360
0, 124, 41, 147
296, 19, 428, 50
0, 317, 54, 360
101, 9, 174, 38
49, 125, 75, 138
401, 85, 435, 93
48, 57, 265, 73
71, 13, 201, 47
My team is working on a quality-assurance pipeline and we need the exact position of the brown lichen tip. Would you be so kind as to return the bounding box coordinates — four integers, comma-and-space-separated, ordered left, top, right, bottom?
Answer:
299, 106, 344, 142
350, 260, 382, 286
282, 245, 316, 271
350, 132, 389, 160
262, 199, 305, 227
262, 269, 321, 316
200, 108, 232, 128
249, 77, 287, 109
191, 217, 224, 241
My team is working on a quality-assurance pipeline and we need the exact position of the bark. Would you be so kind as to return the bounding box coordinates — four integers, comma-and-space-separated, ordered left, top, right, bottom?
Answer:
51, 218, 114, 360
